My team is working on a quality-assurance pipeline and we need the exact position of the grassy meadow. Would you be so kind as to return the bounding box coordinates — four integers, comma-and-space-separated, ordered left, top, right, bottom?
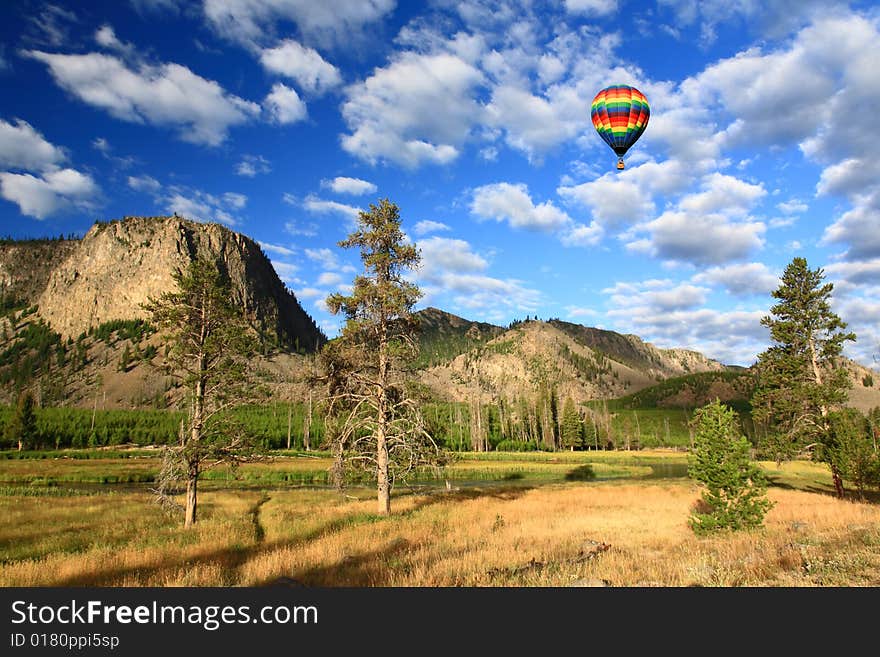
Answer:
2, 449, 879, 587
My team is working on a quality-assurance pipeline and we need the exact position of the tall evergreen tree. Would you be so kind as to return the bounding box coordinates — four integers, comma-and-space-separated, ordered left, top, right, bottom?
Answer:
751, 257, 855, 496
7, 390, 38, 451
560, 397, 582, 451
144, 257, 261, 527
323, 199, 446, 515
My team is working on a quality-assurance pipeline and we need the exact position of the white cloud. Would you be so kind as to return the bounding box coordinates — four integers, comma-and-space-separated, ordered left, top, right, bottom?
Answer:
305, 248, 339, 269
25, 50, 259, 146
341, 51, 484, 168
604, 279, 709, 312
321, 176, 376, 196
777, 199, 808, 214
25, 4, 78, 48
825, 259, 880, 289
564, 0, 618, 16
236, 154, 271, 177
259, 40, 342, 95
822, 196, 880, 261
603, 277, 770, 364
692, 262, 778, 297
259, 241, 296, 257
471, 182, 572, 232
412, 220, 450, 236
0, 168, 98, 219
271, 260, 299, 284
417, 237, 488, 276
222, 192, 247, 209
303, 195, 361, 223
485, 84, 585, 161
127, 174, 161, 194
263, 83, 307, 124
558, 175, 655, 230
130, 0, 183, 13
294, 287, 324, 299
0, 118, 66, 171
166, 188, 244, 226
565, 305, 598, 319
677, 173, 765, 217
630, 211, 766, 265
283, 220, 318, 237
203, 0, 396, 49
94, 24, 136, 59
414, 234, 540, 315
625, 172, 767, 265
317, 271, 343, 287
561, 222, 603, 247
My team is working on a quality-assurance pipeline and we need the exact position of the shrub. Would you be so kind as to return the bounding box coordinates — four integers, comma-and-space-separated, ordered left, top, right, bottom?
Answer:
688, 399, 772, 534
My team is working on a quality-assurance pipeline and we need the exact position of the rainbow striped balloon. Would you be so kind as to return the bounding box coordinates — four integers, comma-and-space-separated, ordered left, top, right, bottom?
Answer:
591, 84, 650, 169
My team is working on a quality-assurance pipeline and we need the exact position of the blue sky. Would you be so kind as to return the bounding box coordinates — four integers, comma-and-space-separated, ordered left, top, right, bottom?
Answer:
1, 0, 879, 367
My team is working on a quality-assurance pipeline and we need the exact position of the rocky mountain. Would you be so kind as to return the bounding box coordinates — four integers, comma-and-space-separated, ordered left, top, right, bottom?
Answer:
30, 216, 324, 351
416, 313, 729, 405
0, 237, 78, 307
0, 216, 324, 408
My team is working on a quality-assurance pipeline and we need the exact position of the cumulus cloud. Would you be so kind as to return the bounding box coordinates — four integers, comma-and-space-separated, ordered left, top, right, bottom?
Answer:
25, 50, 259, 146
564, 0, 618, 16
604, 279, 709, 312
0, 118, 100, 219
471, 182, 572, 232
0, 168, 98, 219
821, 195, 880, 261
203, 0, 396, 49
260, 40, 342, 94
0, 118, 66, 171
302, 195, 361, 223
341, 51, 484, 168
625, 173, 767, 265
263, 83, 307, 124
259, 241, 296, 257
127, 174, 161, 194
304, 248, 339, 270
603, 277, 770, 364
412, 220, 450, 236
414, 235, 540, 315
316, 271, 343, 287
629, 211, 766, 265
692, 262, 779, 297
236, 154, 271, 177
321, 176, 376, 196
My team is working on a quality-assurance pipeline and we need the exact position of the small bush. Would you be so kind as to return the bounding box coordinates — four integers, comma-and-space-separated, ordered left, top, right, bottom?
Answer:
564, 464, 596, 481
688, 399, 772, 534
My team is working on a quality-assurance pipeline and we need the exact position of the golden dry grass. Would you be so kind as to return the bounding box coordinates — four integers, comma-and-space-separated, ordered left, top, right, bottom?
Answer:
2, 474, 878, 587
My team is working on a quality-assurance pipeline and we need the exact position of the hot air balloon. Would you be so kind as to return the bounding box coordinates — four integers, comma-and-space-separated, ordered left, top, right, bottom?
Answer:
591, 84, 650, 170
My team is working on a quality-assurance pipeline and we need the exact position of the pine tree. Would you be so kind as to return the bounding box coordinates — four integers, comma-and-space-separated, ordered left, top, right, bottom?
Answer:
7, 391, 38, 451
560, 397, 582, 451
751, 257, 855, 496
688, 399, 772, 534
322, 199, 446, 515
143, 257, 262, 527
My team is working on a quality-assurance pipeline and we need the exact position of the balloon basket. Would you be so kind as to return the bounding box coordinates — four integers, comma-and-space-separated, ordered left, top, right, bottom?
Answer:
616, 158, 625, 170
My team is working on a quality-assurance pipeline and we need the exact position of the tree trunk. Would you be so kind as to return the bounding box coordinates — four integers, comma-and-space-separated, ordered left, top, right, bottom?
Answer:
831, 464, 845, 498
185, 460, 199, 528
376, 319, 391, 516
304, 392, 312, 451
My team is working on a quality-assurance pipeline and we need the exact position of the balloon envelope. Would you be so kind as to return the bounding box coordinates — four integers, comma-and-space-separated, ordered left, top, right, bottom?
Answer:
591, 85, 650, 160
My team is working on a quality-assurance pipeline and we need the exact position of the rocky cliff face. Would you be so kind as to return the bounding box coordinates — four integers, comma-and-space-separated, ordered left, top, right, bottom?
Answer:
0, 239, 79, 306
35, 216, 323, 350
